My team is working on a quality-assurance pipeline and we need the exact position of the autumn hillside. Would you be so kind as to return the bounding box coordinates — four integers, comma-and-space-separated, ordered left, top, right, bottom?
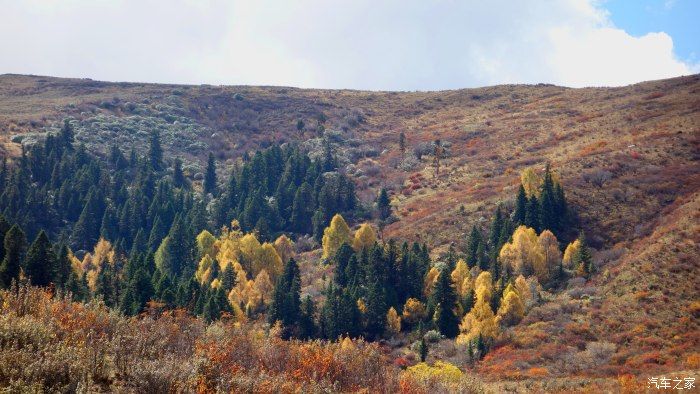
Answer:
1, 73, 699, 387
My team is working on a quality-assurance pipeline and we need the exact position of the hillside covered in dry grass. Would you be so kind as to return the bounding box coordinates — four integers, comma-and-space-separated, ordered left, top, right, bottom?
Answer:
0, 73, 698, 390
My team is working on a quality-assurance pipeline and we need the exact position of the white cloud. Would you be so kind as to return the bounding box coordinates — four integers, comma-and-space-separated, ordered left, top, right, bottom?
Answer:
0, 0, 695, 90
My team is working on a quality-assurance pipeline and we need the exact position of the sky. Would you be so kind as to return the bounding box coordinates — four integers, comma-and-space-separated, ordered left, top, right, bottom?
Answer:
0, 0, 698, 91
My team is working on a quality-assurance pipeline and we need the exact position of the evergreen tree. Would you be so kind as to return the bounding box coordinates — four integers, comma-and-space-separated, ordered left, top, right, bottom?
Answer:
23, 230, 55, 287
0, 215, 10, 262
204, 152, 217, 196
364, 277, 388, 340
539, 164, 556, 232
576, 231, 594, 279
268, 258, 302, 336
173, 157, 187, 189
430, 268, 459, 338
290, 182, 313, 234
149, 130, 164, 171
524, 194, 540, 232
466, 225, 482, 268
71, 189, 104, 251
377, 188, 391, 221
418, 336, 428, 362
158, 215, 192, 279
0, 225, 27, 288
514, 184, 527, 225
60, 119, 74, 149
333, 243, 355, 287
53, 244, 73, 287
298, 295, 317, 339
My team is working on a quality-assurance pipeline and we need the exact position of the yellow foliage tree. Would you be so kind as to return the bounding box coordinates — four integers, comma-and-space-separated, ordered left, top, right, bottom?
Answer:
514, 275, 532, 308
256, 243, 283, 278
386, 307, 402, 334
457, 278, 498, 344
474, 271, 493, 300
195, 254, 216, 285
538, 230, 561, 283
450, 259, 470, 297
253, 269, 274, 304
273, 234, 294, 265
402, 298, 427, 326
322, 214, 352, 259
423, 266, 440, 297
196, 230, 217, 260
562, 239, 581, 269
353, 223, 377, 251
496, 285, 525, 326
82, 238, 116, 291
499, 226, 545, 281
239, 233, 262, 273
520, 167, 543, 198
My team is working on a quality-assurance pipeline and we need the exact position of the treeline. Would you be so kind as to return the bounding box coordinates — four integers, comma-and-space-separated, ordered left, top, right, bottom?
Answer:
0, 120, 356, 252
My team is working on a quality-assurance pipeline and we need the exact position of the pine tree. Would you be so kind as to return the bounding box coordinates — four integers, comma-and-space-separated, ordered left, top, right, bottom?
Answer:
23, 230, 55, 286
157, 215, 192, 279
0, 225, 26, 288
466, 225, 482, 268
149, 130, 164, 171
268, 258, 302, 336
53, 244, 73, 287
418, 336, 428, 362
539, 164, 556, 232
377, 188, 391, 221
173, 157, 187, 189
364, 277, 388, 340
576, 231, 594, 279
72, 189, 104, 251
430, 268, 459, 338
298, 295, 316, 339
204, 152, 217, 196
399, 132, 406, 160
514, 184, 527, 225
60, 119, 74, 149
524, 194, 540, 232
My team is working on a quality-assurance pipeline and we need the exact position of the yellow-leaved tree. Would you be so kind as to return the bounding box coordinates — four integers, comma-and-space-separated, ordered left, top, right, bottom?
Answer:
499, 226, 545, 281
273, 234, 295, 265
496, 284, 525, 326
82, 238, 116, 291
457, 271, 498, 344
386, 307, 402, 334
402, 298, 427, 326
538, 230, 562, 283
562, 239, 581, 269
196, 230, 217, 260
256, 242, 283, 279
450, 259, 470, 297
195, 254, 216, 285
423, 266, 440, 297
253, 269, 274, 304
322, 214, 352, 259
520, 167, 543, 198
514, 274, 533, 309
352, 223, 377, 252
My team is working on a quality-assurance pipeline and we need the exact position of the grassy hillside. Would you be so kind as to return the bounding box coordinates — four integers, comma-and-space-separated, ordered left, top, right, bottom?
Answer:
1, 73, 698, 388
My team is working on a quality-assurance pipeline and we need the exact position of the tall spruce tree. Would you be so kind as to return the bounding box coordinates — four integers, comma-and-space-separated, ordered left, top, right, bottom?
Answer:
23, 230, 55, 287
204, 152, 217, 196
0, 225, 26, 288
149, 130, 164, 171
514, 184, 527, 225
430, 268, 459, 338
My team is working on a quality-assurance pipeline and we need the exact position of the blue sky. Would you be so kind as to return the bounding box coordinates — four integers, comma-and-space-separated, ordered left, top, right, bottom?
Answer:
0, 0, 697, 90
606, 0, 699, 63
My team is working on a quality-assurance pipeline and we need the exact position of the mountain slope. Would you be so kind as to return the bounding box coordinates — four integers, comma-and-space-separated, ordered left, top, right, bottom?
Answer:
1, 73, 698, 381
